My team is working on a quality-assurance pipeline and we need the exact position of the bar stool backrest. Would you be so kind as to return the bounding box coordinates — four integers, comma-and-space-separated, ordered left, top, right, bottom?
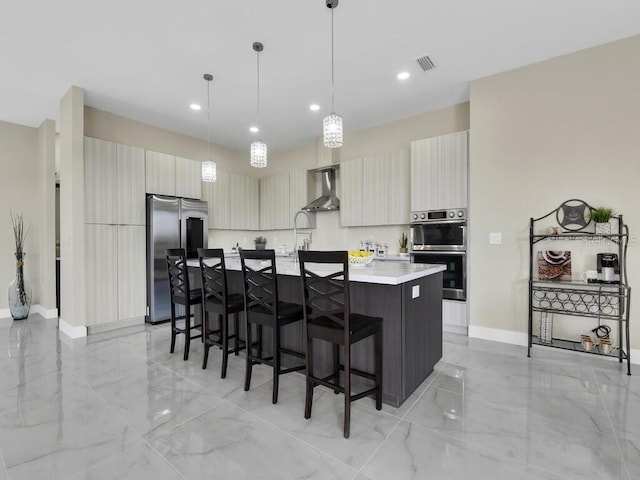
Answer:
197, 248, 227, 305
239, 249, 278, 318
298, 250, 350, 339
166, 248, 189, 300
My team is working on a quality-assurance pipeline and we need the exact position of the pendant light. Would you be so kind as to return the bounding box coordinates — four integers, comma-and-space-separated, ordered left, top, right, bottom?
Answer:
201, 73, 217, 182
323, 0, 343, 148
250, 41, 267, 168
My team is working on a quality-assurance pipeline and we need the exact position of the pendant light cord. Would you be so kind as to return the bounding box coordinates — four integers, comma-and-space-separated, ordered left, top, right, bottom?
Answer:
331, 5, 335, 113
207, 79, 211, 161
256, 50, 261, 126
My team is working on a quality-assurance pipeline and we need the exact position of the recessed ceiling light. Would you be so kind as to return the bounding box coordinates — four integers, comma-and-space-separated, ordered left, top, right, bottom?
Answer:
397, 72, 410, 80
190, 103, 202, 111
249, 126, 259, 133
309, 104, 320, 112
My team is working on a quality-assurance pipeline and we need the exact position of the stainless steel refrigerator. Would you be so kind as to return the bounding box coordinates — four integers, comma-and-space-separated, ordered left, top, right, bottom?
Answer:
146, 195, 208, 324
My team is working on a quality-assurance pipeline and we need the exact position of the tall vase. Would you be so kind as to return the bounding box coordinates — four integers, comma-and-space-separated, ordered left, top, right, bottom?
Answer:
8, 254, 31, 320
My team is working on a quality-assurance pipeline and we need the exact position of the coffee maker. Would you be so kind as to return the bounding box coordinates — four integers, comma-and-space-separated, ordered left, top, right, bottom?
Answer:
597, 253, 620, 283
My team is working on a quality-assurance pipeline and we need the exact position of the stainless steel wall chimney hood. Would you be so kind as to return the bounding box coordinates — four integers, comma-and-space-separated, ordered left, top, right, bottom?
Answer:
302, 166, 340, 212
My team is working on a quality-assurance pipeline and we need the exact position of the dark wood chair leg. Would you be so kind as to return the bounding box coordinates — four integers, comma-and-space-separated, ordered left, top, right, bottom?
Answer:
170, 303, 176, 354
202, 310, 210, 369
257, 324, 263, 359
344, 344, 351, 439
244, 322, 253, 392
183, 304, 191, 361
234, 313, 240, 356
221, 313, 229, 379
304, 336, 314, 419
375, 331, 383, 410
273, 327, 280, 404
333, 344, 340, 394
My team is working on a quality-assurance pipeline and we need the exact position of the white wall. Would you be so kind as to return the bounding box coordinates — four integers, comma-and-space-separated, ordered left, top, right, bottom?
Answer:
469, 35, 640, 350
0, 121, 41, 312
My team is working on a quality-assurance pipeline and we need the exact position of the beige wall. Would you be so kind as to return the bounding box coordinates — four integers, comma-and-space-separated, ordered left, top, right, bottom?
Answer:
469, 35, 640, 350
0, 121, 41, 311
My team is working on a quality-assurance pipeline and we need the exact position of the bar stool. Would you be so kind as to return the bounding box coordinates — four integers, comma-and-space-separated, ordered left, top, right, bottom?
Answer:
240, 249, 306, 404
298, 250, 383, 438
197, 248, 245, 378
166, 248, 203, 361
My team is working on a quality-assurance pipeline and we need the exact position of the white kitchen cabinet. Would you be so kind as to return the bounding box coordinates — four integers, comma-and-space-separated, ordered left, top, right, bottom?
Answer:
288, 170, 314, 227
203, 170, 229, 229
117, 225, 146, 321
85, 224, 118, 326
229, 174, 246, 230
387, 149, 411, 225
175, 156, 202, 199
259, 173, 290, 230
243, 175, 260, 230
85, 137, 117, 224
411, 130, 468, 211
362, 154, 388, 225
339, 157, 364, 227
146, 150, 176, 196
443, 300, 468, 330
116, 144, 146, 225
341, 150, 410, 227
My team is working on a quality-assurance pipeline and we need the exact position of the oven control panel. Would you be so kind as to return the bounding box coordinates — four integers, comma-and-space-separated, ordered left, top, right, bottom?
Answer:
411, 208, 467, 223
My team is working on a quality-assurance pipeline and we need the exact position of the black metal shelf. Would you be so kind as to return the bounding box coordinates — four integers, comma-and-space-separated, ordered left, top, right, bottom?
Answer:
531, 336, 627, 359
528, 199, 631, 375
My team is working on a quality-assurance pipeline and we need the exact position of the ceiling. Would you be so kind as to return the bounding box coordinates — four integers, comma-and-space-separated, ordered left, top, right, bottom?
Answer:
3, 0, 640, 153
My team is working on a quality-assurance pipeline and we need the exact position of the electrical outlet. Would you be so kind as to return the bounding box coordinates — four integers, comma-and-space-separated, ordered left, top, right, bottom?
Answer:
412, 285, 420, 299
489, 232, 502, 245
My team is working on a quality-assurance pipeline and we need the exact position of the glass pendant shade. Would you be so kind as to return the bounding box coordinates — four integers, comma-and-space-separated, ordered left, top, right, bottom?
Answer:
250, 141, 267, 168
201, 160, 216, 182
323, 113, 343, 148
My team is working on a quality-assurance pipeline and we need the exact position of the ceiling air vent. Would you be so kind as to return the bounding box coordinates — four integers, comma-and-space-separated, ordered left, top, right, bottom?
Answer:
415, 55, 435, 72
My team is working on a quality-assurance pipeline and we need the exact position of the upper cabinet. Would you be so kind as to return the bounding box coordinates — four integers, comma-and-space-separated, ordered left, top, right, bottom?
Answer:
85, 138, 145, 225
175, 156, 202, 199
116, 144, 146, 225
145, 150, 176, 196
85, 137, 117, 224
203, 170, 259, 231
260, 171, 312, 230
340, 149, 410, 227
411, 130, 468, 211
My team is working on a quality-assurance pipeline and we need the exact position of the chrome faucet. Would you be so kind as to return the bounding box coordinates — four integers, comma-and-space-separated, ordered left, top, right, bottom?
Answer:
293, 210, 314, 258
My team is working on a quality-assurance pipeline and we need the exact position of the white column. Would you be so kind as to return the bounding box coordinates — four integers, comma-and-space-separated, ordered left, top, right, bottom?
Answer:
59, 86, 86, 337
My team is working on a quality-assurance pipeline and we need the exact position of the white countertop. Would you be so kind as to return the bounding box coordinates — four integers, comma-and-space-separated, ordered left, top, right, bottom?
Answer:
187, 257, 444, 286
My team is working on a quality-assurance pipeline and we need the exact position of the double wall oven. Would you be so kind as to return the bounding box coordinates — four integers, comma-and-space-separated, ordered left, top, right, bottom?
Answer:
411, 208, 467, 301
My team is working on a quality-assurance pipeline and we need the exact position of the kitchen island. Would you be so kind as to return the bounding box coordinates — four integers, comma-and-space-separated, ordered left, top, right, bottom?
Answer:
188, 257, 445, 407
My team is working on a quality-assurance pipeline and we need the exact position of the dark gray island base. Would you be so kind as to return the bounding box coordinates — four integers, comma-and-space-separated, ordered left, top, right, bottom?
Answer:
277, 271, 443, 407
188, 258, 445, 407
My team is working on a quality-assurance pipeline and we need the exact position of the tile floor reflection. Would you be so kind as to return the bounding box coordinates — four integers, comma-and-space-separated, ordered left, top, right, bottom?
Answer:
0, 315, 637, 479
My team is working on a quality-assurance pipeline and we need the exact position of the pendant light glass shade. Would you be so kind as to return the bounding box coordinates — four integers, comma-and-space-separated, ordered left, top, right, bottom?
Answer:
202, 73, 217, 182
323, 113, 343, 148
250, 140, 267, 168
323, 1, 343, 149
201, 160, 216, 182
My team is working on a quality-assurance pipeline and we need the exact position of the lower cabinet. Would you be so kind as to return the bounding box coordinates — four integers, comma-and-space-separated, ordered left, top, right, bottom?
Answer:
117, 225, 146, 321
85, 224, 118, 327
85, 224, 146, 328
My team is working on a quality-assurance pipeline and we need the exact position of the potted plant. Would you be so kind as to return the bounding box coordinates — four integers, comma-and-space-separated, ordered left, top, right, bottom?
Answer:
398, 232, 409, 254
589, 207, 614, 234
9, 212, 31, 320
254, 236, 267, 250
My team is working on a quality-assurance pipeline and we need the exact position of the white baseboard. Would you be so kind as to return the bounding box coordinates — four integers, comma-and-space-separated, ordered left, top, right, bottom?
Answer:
468, 325, 528, 347
469, 325, 640, 365
0, 304, 58, 320
87, 317, 145, 335
31, 305, 58, 319
58, 317, 87, 339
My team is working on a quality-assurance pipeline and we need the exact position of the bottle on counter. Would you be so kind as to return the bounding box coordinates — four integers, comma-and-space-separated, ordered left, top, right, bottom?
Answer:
377, 243, 387, 257
359, 240, 367, 252
368, 242, 377, 255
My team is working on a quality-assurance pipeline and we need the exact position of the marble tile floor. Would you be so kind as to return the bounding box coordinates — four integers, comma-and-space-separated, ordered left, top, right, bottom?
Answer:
0, 314, 638, 480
